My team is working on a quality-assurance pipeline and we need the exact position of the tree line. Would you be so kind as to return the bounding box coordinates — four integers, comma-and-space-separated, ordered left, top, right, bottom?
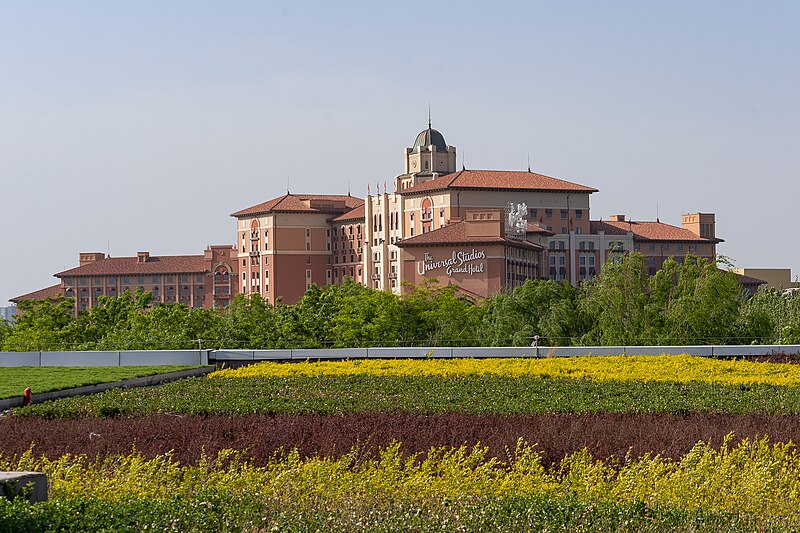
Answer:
2, 253, 799, 351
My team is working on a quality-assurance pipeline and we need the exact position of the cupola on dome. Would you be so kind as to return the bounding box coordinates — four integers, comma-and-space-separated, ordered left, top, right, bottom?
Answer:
413, 127, 447, 152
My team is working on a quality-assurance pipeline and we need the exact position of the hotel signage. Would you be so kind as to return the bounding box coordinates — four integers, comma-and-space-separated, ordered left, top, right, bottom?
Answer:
418, 249, 486, 276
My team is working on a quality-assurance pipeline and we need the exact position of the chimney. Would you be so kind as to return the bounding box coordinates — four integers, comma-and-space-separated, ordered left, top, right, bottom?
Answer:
79, 252, 106, 266
137, 251, 150, 263
682, 213, 715, 239
610, 214, 626, 222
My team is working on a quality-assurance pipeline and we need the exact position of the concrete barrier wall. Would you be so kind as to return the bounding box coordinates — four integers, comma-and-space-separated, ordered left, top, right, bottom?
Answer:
2, 345, 798, 367
0, 352, 40, 367
367, 347, 452, 359
0, 350, 204, 367
120, 350, 204, 366
626, 346, 713, 357
254, 350, 292, 360
291, 348, 368, 360
452, 347, 535, 358
41, 351, 120, 366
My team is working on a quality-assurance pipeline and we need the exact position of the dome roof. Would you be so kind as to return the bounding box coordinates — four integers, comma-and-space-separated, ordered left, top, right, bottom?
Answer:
413, 127, 447, 152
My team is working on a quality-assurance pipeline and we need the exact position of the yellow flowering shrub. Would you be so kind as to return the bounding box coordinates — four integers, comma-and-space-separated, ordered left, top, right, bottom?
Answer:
4, 436, 800, 521
209, 355, 800, 387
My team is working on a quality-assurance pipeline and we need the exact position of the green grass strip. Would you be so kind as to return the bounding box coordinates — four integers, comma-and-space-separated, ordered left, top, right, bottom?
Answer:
18, 374, 800, 418
0, 366, 202, 400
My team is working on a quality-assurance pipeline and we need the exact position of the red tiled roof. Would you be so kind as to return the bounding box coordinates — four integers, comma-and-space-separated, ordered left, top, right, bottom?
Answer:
732, 272, 767, 286
10, 284, 63, 303
331, 203, 365, 222
399, 169, 598, 195
591, 220, 723, 243
397, 222, 543, 250
231, 194, 362, 217
55, 255, 206, 277
526, 222, 554, 236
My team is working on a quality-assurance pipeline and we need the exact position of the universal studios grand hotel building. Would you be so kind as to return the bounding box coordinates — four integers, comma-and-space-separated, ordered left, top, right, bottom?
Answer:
231, 124, 721, 304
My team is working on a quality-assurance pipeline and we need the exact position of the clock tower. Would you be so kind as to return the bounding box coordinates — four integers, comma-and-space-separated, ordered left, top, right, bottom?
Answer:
397, 122, 457, 190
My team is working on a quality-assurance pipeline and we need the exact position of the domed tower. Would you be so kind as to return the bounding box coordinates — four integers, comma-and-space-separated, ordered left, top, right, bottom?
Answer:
402, 121, 457, 179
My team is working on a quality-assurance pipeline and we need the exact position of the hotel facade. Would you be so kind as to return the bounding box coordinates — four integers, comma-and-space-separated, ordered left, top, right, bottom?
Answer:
230, 124, 723, 304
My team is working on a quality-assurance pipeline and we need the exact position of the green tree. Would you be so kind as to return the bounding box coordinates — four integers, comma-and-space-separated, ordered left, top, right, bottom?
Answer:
1, 296, 79, 351
479, 280, 584, 346
580, 252, 652, 345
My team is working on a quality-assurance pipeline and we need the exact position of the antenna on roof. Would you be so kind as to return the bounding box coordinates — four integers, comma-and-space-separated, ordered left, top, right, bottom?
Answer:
656, 203, 660, 223
527, 152, 531, 173
287, 176, 290, 195
347, 179, 351, 196
462, 150, 466, 171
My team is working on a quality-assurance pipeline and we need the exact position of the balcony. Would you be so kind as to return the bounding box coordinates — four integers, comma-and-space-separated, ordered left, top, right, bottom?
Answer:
388, 273, 397, 279
249, 251, 260, 257
371, 274, 381, 281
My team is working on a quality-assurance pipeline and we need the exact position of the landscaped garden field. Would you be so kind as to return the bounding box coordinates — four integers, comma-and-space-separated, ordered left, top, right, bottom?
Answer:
4, 355, 800, 531
0, 365, 201, 400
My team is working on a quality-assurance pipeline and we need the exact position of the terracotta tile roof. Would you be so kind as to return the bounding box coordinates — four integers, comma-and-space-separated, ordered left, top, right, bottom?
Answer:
526, 222, 554, 236
54, 255, 207, 277
591, 220, 723, 243
399, 169, 598, 195
10, 284, 63, 303
397, 222, 543, 250
331, 203, 365, 222
232, 194, 362, 217
732, 272, 767, 286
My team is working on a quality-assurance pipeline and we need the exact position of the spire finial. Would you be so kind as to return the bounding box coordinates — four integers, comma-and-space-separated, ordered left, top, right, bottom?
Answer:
428, 102, 431, 129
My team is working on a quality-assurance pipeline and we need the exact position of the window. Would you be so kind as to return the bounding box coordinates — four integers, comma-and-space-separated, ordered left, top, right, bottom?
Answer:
664, 244, 670, 251
549, 241, 555, 250
588, 242, 595, 251
634, 243, 640, 250
94, 277, 102, 285
677, 244, 684, 251
559, 256, 565, 265
575, 227, 582, 234
306, 228, 310, 237
558, 241, 565, 250
137, 276, 145, 284
589, 256, 595, 266
181, 275, 189, 283
530, 208, 537, 218
575, 210, 583, 219
690, 244, 697, 252
648, 243, 655, 251
561, 209, 568, 219
167, 276, 174, 283
561, 227, 567, 234
152, 276, 160, 283
242, 273, 246, 280
545, 209, 552, 218
579, 256, 586, 265
196, 274, 204, 282
550, 256, 556, 265
579, 241, 585, 250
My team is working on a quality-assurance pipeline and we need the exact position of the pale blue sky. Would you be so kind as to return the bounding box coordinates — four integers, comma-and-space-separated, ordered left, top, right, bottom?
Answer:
1, 1, 798, 303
